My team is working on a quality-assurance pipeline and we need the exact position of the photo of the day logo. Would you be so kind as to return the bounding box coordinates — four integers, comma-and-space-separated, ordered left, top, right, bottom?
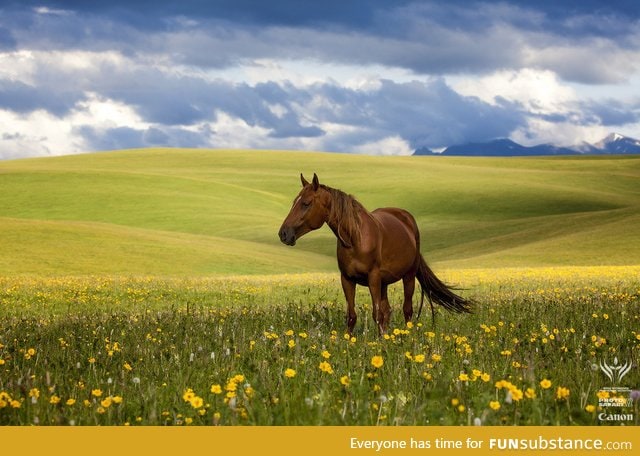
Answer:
600, 357, 632, 385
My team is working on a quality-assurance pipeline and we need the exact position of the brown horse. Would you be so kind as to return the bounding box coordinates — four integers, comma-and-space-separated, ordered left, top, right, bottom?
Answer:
278, 173, 472, 334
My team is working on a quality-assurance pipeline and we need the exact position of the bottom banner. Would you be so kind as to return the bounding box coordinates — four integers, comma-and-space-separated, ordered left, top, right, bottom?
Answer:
0, 426, 637, 456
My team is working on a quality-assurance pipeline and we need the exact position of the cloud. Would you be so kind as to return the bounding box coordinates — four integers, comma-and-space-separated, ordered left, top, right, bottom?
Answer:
0, 26, 16, 50
74, 124, 211, 150
6, 2, 639, 83
1, 1, 640, 159
579, 98, 640, 126
0, 79, 86, 116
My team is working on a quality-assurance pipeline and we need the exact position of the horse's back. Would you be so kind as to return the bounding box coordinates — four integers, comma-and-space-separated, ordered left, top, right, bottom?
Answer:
372, 207, 419, 239
371, 207, 419, 275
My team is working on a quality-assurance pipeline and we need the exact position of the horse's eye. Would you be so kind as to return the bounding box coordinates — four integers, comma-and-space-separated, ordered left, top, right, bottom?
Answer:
302, 201, 311, 208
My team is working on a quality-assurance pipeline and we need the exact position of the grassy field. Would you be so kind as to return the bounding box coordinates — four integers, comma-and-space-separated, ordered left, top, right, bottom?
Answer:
0, 268, 638, 425
1, 149, 639, 275
0, 149, 639, 426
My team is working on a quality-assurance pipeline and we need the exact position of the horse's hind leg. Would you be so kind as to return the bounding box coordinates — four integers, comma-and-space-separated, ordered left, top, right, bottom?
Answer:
379, 284, 391, 332
402, 274, 415, 323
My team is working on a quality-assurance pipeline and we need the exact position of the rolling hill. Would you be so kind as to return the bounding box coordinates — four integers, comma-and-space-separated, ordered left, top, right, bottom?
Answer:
1, 149, 639, 276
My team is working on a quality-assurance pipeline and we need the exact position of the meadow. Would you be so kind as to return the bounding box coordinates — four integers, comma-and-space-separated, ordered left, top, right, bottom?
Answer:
0, 150, 639, 426
1, 267, 638, 426
1, 149, 639, 274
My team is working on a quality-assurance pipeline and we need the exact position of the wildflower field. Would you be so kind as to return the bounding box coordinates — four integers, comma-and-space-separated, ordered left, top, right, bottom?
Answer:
1, 267, 638, 426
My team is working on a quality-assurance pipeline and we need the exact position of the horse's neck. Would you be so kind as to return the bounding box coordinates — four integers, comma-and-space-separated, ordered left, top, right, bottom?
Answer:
326, 196, 369, 249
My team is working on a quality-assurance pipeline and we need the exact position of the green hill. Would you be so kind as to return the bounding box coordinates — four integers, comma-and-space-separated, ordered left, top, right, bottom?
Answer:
1, 149, 638, 276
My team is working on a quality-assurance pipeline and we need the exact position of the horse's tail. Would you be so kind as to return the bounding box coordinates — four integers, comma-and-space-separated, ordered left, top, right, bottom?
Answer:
416, 253, 472, 321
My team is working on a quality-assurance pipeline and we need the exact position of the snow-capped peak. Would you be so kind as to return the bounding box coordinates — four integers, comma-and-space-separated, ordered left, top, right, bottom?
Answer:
593, 133, 640, 154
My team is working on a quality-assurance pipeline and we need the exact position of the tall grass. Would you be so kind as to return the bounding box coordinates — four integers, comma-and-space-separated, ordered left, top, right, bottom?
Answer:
1, 267, 638, 425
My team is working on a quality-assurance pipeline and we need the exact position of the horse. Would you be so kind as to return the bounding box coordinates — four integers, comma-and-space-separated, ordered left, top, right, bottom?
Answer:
278, 173, 472, 334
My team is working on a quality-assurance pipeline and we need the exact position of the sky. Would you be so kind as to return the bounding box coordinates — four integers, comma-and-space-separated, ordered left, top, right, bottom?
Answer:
1, 0, 639, 159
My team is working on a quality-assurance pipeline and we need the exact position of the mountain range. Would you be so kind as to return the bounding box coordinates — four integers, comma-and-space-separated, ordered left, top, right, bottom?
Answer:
413, 133, 640, 157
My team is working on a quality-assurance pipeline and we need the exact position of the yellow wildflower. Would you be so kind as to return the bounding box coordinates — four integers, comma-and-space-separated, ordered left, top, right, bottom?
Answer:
189, 396, 204, 409
371, 355, 384, 369
284, 368, 296, 378
182, 388, 195, 401
489, 401, 500, 411
210, 384, 222, 394
540, 379, 552, 389
510, 388, 524, 401
319, 361, 334, 374
556, 387, 570, 401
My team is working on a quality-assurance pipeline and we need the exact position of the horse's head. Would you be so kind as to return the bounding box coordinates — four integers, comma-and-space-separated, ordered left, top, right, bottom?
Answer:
278, 173, 330, 246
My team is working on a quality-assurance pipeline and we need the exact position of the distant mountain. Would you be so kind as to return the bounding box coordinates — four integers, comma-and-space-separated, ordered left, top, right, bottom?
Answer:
413, 146, 435, 156
441, 138, 578, 157
593, 133, 640, 154
413, 133, 640, 157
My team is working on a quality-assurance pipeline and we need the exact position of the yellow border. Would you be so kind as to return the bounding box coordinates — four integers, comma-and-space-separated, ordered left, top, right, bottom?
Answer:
1, 426, 637, 455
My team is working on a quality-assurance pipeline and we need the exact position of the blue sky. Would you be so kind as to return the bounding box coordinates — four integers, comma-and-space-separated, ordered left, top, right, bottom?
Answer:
1, 0, 639, 159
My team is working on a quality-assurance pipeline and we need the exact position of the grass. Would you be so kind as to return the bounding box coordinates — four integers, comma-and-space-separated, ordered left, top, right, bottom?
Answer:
1, 149, 639, 275
1, 149, 639, 426
1, 267, 638, 425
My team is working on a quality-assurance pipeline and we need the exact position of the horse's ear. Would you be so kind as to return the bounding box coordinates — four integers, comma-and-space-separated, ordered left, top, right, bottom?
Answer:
300, 173, 309, 187
312, 173, 320, 191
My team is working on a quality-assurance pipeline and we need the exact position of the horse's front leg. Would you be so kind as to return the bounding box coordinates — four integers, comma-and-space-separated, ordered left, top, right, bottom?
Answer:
341, 274, 357, 334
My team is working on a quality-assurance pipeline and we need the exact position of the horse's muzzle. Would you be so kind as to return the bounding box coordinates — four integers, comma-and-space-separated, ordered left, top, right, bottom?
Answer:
278, 226, 296, 246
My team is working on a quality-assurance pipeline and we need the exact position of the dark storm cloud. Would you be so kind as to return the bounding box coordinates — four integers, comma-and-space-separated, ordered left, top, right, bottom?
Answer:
75, 124, 212, 151
5, 1, 639, 82
9, 0, 640, 30
6, 0, 410, 29
578, 99, 640, 126
63, 63, 525, 152
308, 79, 525, 149
1, 1, 639, 158
0, 26, 16, 50
0, 80, 86, 116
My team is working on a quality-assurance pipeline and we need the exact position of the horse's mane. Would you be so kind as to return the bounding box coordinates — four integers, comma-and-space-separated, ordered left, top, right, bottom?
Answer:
322, 185, 365, 248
